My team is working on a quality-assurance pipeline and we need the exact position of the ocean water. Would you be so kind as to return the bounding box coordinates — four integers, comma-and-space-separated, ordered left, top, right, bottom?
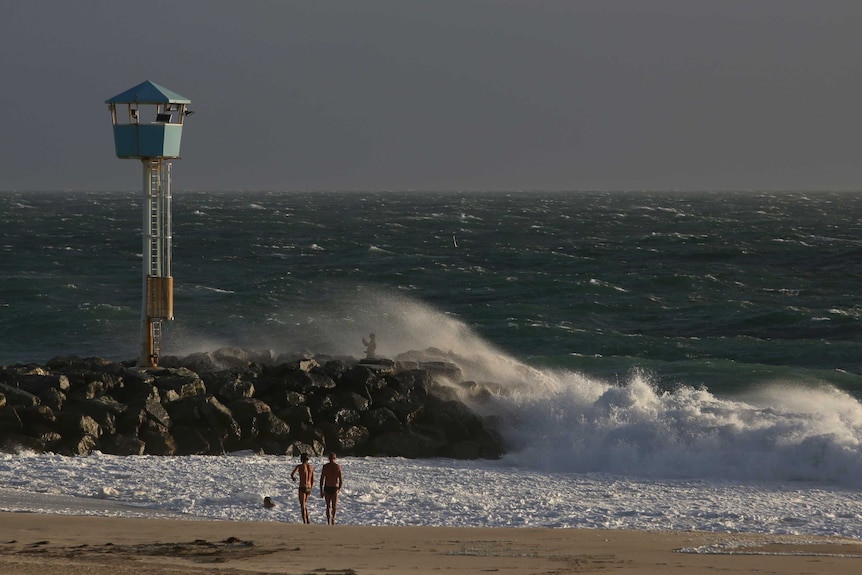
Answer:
2, 190, 862, 535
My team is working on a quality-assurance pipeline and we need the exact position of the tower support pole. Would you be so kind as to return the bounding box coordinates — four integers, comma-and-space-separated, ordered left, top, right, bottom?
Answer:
140, 158, 172, 367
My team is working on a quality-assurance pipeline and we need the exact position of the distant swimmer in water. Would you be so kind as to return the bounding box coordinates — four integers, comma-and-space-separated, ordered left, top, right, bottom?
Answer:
362, 333, 377, 359
263, 496, 275, 509
290, 453, 314, 524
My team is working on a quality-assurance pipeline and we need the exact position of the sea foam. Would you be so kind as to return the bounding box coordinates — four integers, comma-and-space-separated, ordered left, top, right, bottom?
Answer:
253, 288, 862, 488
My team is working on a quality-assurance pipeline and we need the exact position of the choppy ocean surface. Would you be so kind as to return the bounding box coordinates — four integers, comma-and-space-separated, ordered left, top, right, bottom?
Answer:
2, 190, 862, 535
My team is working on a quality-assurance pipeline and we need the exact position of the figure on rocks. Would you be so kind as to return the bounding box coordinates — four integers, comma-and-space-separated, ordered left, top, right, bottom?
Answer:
362, 333, 377, 359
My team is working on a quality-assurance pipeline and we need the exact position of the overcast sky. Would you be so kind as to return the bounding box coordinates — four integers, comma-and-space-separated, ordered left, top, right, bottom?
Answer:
2, 0, 862, 192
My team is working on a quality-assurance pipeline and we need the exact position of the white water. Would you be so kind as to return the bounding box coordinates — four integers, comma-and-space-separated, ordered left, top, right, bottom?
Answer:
1, 452, 861, 538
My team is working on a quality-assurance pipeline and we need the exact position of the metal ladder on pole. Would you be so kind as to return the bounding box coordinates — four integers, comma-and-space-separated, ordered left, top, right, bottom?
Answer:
149, 162, 161, 276
147, 159, 164, 360
151, 319, 163, 360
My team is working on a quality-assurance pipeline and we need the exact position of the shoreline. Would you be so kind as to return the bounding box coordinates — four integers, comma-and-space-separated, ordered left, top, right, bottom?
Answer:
1, 512, 861, 574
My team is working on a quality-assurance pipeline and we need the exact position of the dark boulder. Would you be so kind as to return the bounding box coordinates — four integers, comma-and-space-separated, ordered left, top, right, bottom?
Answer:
164, 395, 209, 427
361, 407, 402, 434
277, 404, 314, 427
421, 397, 483, 441
320, 359, 351, 380
111, 374, 157, 405
58, 434, 98, 456
39, 387, 66, 412
17, 374, 70, 396
0, 405, 23, 434
139, 419, 177, 455
214, 377, 255, 403
336, 425, 370, 453
153, 367, 207, 399
141, 396, 172, 430
371, 430, 443, 458
388, 369, 432, 398
340, 365, 386, 396
0, 384, 39, 408
335, 392, 370, 412
56, 411, 102, 439
18, 405, 56, 436
259, 412, 291, 443
199, 396, 241, 441
66, 395, 127, 422
101, 433, 147, 456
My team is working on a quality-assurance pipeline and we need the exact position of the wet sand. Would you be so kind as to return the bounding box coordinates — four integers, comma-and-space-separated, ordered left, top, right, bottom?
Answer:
1, 512, 861, 574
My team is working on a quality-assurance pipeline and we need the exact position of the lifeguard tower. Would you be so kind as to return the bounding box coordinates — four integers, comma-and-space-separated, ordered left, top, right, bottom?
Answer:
105, 80, 192, 367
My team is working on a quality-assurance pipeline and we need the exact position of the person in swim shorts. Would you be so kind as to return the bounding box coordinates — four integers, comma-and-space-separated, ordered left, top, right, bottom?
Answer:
319, 452, 343, 525
290, 453, 314, 523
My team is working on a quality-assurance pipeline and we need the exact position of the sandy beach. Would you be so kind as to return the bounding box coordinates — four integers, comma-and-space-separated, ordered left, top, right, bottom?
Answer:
0, 513, 860, 574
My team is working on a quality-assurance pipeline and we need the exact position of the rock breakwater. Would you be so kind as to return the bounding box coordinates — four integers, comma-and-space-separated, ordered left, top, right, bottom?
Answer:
0, 348, 504, 459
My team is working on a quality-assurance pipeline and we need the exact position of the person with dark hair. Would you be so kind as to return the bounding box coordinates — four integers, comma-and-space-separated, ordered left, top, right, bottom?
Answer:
319, 452, 344, 525
290, 453, 314, 523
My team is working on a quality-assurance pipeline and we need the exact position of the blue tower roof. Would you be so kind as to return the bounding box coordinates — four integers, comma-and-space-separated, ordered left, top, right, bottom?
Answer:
105, 80, 191, 105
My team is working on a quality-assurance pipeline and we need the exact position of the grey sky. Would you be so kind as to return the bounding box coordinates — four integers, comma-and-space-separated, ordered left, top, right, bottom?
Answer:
2, 0, 862, 192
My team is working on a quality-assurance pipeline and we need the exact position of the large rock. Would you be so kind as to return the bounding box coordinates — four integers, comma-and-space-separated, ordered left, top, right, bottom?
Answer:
199, 396, 241, 440
101, 433, 146, 456
388, 369, 433, 398
0, 405, 23, 435
164, 395, 208, 426
421, 397, 484, 441
170, 425, 212, 455
56, 411, 102, 439
139, 420, 177, 455
141, 396, 172, 429
58, 434, 98, 456
112, 374, 157, 405
67, 396, 127, 422
361, 407, 402, 433
336, 425, 370, 453
153, 367, 207, 399
229, 397, 273, 446
0, 384, 39, 408
371, 430, 443, 458
341, 366, 386, 396
214, 377, 255, 402
17, 405, 56, 436
64, 396, 126, 438
39, 387, 66, 412
273, 407, 310, 434
16, 374, 70, 396
260, 412, 291, 443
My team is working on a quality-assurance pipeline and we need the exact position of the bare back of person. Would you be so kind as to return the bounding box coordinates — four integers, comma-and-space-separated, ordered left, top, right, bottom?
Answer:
290, 454, 314, 524
319, 453, 343, 525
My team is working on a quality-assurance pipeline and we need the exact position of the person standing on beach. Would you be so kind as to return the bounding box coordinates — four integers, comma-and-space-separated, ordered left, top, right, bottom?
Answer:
290, 453, 314, 524
319, 452, 343, 525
